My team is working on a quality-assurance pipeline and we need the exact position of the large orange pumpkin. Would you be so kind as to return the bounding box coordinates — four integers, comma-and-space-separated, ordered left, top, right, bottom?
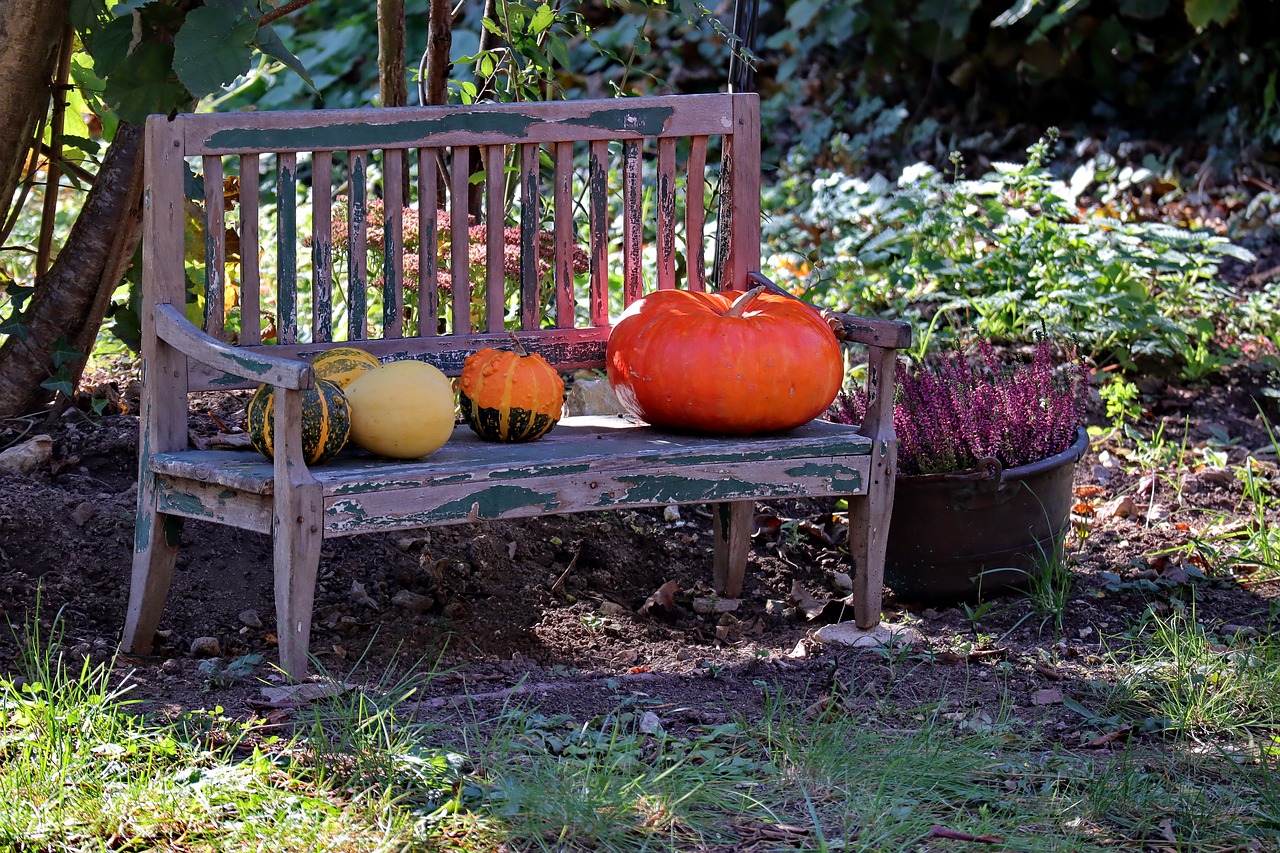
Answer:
606, 286, 843, 434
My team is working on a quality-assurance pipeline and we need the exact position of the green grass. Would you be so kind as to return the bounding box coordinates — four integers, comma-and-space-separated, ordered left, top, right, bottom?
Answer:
4, 610, 1280, 852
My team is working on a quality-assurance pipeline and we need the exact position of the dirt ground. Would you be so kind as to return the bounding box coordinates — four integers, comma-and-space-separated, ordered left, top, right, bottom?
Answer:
1, 312, 1279, 742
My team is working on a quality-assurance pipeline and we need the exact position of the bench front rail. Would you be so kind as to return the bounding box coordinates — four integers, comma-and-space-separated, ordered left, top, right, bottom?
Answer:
123, 93, 907, 678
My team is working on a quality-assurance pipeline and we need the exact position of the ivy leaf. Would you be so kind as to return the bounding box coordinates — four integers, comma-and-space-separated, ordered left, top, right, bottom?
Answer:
102, 42, 188, 123
529, 3, 555, 36
111, 0, 152, 15
40, 366, 76, 396
172, 3, 258, 99
254, 24, 318, 94
52, 337, 84, 369
82, 13, 136, 79
1184, 0, 1238, 29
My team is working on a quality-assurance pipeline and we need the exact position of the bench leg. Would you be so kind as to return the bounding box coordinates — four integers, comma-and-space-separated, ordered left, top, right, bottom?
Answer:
122, 492, 182, 655
850, 438, 897, 629
273, 478, 324, 681
712, 500, 753, 597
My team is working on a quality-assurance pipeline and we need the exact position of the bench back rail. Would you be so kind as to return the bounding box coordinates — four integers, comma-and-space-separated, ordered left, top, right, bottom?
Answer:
146, 93, 760, 392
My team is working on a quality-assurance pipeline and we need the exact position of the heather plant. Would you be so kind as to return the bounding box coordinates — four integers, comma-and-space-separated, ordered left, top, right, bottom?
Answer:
830, 340, 1088, 476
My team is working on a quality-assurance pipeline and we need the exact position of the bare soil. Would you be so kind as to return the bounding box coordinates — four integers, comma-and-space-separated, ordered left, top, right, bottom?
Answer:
0, 341, 1277, 747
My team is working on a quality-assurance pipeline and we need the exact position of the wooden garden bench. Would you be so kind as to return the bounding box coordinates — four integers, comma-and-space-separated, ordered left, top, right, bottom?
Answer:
121, 93, 909, 679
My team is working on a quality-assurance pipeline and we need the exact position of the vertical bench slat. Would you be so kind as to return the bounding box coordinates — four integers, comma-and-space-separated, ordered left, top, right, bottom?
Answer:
311, 151, 333, 343
656, 137, 676, 291
484, 145, 505, 333
621, 139, 643, 306
450, 147, 471, 333
686, 136, 708, 292
553, 141, 575, 328
348, 150, 368, 340
727, 95, 761, 291
239, 153, 261, 345
519, 143, 540, 331
383, 148, 405, 339
588, 139, 609, 325
202, 155, 226, 340
276, 152, 298, 344
417, 148, 439, 336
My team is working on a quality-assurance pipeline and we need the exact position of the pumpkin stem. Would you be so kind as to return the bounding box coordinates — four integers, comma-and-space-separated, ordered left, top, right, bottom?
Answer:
505, 331, 529, 356
724, 284, 766, 318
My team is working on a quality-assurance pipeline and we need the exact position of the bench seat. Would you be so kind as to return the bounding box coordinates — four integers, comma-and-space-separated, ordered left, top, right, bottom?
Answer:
151, 416, 871, 533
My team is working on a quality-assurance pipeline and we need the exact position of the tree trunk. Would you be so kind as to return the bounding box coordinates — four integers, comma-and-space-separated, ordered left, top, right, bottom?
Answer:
378, 0, 410, 205
0, 0, 72, 233
423, 0, 453, 108
0, 123, 145, 417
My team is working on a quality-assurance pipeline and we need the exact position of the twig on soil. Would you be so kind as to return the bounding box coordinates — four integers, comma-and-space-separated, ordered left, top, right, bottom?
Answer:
549, 541, 581, 595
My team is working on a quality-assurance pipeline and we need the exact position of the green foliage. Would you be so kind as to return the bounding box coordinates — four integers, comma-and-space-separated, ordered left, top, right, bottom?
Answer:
764, 131, 1257, 373
71, 0, 313, 123
754, 0, 1280, 170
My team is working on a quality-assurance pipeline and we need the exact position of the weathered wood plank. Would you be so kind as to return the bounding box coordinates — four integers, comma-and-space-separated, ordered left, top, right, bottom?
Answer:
383, 147, 405, 338
519, 143, 539, 331
123, 115, 190, 659
622, 138, 643, 306
656, 137, 677, 290
187, 94, 737, 154
277, 152, 298, 343
203, 155, 226, 340
184, 326, 611, 390
154, 303, 314, 389
588, 139, 609, 325
348, 149, 369, 340
322, 455, 866, 534
311, 151, 333, 342
150, 415, 872, 495
686, 136, 707, 291
154, 476, 273, 532
485, 144, 505, 333
725, 94, 761, 291
417, 148, 440, 336
450, 147, 471, 333
239, 153, 262, 345
553, 141, 574, 327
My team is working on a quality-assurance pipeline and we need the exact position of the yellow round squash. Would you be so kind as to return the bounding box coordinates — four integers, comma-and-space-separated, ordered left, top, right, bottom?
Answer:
311, 346, 381, 389
344, 360, 456, 459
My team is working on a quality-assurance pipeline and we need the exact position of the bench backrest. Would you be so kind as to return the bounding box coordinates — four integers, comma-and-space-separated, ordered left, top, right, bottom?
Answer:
143, 93, 761, 392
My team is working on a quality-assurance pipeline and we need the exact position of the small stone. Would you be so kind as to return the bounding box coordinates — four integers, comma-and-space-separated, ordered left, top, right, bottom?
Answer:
639, 711, 664, 735
160, 658, 181, 674
831, 571, 853, 593
0, 435, 53, 474
1222, 623, 1259, 639
922, 608, 941, 620
392, 589, 435, 613
663, 505, 681, 523
599, 601, 630, 617
190, 636, 221, 657
71, 502, 98, 528
812, 622, 923, 648
1077, 626, 1094, 639
238, 609, 263, 629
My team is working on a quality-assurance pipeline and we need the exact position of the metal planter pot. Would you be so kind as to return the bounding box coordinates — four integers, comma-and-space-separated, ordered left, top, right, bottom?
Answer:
883, 428, 1089, 603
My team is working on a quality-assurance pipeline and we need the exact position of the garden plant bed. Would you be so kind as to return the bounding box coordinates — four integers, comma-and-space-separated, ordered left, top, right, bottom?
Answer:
1, 353, 1277, 741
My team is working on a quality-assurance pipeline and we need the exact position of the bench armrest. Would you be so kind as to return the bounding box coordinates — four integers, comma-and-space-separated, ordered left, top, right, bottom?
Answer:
746, 272, 912, 350
154, 303, 314, 390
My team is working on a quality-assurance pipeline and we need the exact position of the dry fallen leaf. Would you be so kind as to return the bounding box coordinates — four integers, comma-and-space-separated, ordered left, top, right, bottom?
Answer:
638, 580, 679, 620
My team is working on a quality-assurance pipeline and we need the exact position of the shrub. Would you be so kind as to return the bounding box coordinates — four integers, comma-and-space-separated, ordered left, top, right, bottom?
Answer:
830, 339, 1088, 476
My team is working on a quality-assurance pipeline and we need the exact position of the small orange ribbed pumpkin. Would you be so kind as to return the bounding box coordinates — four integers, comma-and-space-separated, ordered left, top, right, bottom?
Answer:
458, 335, 565, 442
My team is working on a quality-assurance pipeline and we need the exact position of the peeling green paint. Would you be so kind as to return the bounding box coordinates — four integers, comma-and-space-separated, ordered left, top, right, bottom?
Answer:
600, 475, 800, 506
157, 489, 215, 520
784, 463, 863, 492
491, 463, 591, 480
328, 484, 561, 528
207, 113, 541, 152
331, 474, 473, 495
562, 107, 673, 136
